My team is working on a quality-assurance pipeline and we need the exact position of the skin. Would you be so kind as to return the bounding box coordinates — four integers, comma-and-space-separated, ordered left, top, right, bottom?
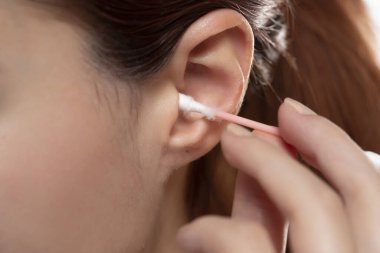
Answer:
0, 1, 176, 252
177, 100, 380, 253
3, 0, 378, 253
0, 1, 253, 252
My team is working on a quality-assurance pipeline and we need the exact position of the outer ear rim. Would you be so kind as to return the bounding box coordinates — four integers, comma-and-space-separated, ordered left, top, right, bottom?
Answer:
167, 9, 254, 92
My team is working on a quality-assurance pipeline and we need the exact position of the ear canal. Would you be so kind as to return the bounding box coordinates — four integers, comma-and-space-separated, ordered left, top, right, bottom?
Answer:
179, 94, 217, 120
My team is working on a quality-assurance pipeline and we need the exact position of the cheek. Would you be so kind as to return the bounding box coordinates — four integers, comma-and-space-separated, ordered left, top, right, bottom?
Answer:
0, 94, 153, 251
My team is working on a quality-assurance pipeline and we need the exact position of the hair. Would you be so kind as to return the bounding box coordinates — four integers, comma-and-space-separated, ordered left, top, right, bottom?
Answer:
35, 0, 380, 233
186, 0, 380, 221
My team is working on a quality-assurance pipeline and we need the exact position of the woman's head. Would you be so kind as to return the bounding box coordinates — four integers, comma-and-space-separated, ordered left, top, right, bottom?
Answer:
0, 0, 288, 251
2, 0, 380, 252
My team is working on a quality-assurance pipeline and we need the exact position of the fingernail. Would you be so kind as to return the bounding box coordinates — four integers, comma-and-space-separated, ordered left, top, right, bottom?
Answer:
227, 124, 252, 137
284, 98, 316, 115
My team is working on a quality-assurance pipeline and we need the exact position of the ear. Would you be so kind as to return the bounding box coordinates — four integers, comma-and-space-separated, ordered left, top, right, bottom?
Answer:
164, 9, 254, 168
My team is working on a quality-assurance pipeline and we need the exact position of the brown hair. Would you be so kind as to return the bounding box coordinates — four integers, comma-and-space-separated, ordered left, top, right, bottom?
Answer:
187, 0, 380, 220
35, 0, 380, 221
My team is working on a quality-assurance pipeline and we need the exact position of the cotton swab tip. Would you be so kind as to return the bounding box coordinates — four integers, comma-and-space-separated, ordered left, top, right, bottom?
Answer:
179, 94, 216, 120
178, 94, 194, 112
178, 93, 278, 133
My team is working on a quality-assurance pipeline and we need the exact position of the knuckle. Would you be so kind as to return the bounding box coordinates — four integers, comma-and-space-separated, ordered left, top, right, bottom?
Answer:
289, 185, 343, 220
315, 186, 344, 213
233, 221, 258, 236
343, 177, 380, 203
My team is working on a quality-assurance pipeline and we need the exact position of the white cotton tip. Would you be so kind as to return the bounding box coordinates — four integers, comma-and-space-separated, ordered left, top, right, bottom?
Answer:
365, 151, 380, 172
178, 94, 216, 120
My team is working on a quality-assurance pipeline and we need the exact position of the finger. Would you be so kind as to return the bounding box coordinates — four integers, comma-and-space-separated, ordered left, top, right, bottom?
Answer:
221, 127, 353, 253
232, 130, 289, 253
232, 129, 293, 221
232, 172, 287, 253
177, 216, 277, 253
278, 99, 380, 200
253, 130, 298, 159
278, 99, 380, 252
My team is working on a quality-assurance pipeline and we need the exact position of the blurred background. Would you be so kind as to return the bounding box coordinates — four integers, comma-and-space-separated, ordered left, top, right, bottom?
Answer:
365, 0, 380, 27
365, 0, 380, 61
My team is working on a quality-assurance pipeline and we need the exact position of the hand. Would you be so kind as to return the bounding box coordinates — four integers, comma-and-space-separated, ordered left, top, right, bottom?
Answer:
177, 98, 380, 253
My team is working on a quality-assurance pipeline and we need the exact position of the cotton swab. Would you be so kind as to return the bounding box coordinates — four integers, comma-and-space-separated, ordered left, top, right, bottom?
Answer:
178, 93, 380, 171
178, 94, 280, 136
214, 111, 281, 136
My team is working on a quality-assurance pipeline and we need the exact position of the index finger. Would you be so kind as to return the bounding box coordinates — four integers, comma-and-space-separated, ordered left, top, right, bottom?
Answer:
221, 124, 352, 253
278, 99, 380, 201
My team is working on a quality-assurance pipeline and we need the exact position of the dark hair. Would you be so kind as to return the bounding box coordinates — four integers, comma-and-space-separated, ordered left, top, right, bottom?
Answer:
36, 0, 288, 86
35, 0, 380, 224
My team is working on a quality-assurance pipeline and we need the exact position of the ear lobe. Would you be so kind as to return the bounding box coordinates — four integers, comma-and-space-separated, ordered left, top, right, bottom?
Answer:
165, 9, 254, 167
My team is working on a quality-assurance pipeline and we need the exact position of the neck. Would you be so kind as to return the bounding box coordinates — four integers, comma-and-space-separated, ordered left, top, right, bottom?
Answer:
152, 166, 190, 253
